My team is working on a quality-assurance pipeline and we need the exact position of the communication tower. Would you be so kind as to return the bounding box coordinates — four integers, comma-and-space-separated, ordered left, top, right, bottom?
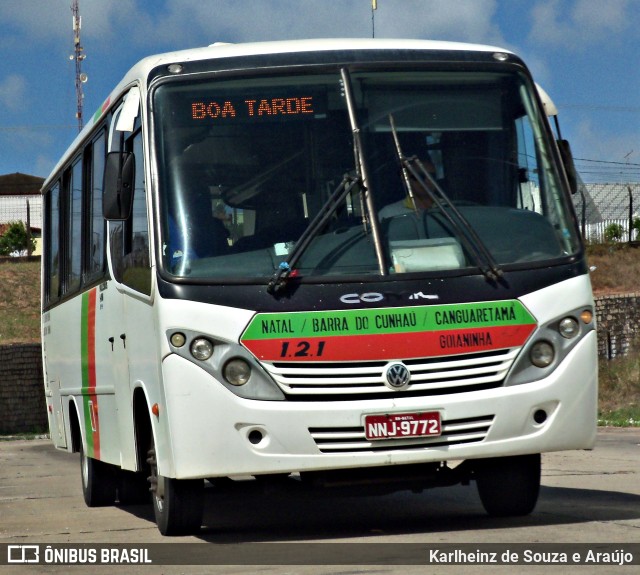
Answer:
71, 0, 87, 132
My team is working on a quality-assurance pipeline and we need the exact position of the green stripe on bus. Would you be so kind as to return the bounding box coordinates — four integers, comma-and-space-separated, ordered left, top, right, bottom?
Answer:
80, 291, 94, 458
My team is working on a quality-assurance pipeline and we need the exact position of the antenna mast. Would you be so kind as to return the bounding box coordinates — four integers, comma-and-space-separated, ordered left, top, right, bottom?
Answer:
71, 0, 87, 132
371, 0, 377, 38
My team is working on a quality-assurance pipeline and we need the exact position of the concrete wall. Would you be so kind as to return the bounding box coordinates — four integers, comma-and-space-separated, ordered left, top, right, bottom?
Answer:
0, 294, 638, 435
0, 343, 46, 434
595, 293, 640, 359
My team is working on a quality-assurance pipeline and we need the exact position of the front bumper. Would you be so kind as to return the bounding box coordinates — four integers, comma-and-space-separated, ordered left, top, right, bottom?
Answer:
158, 331, 597, 479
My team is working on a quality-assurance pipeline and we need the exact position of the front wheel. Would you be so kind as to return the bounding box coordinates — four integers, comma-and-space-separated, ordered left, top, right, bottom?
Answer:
147, 444, 204, 535
475, 454, 541, 517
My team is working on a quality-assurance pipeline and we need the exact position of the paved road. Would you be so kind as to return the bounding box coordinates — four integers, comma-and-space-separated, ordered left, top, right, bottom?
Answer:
1, 429, 639, 574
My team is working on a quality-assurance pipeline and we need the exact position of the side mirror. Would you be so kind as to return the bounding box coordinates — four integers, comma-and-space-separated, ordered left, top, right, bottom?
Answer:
557, 139, 578, 195
103, 151, 135, 220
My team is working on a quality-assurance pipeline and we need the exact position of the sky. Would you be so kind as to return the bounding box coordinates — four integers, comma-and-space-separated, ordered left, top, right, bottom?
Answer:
1, 0, 639, 183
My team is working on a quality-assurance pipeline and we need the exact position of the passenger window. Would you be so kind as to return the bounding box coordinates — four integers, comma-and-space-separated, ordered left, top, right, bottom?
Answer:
65, 158, 83, 294
45, 182, 61, 304
107, 94, 151, 295
122, 130, 151, 295
86, 131, 107, 281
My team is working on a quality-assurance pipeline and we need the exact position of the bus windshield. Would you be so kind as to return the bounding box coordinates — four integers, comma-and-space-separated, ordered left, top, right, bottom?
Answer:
153, 67, 580, 281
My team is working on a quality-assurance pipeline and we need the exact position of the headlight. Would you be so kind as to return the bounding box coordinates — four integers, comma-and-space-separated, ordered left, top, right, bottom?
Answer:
558, 317, 579, 339
190, 337, 214, 361
223, 358, 252, 386
530, 341, 554, 368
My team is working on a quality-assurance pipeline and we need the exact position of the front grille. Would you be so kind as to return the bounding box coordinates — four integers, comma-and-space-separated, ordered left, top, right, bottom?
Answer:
309, 415, 494, 453
262, 348, 517, 399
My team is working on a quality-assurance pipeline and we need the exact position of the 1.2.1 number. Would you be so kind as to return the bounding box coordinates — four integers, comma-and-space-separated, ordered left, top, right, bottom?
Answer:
280, 340, 326, 358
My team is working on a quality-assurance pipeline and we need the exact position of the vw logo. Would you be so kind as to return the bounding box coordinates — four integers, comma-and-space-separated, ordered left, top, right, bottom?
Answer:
384, 363, 411, 389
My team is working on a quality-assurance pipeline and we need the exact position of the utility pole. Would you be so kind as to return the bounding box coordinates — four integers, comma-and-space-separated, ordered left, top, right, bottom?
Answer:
71, 0, 87, 132
371, 0, 377, 38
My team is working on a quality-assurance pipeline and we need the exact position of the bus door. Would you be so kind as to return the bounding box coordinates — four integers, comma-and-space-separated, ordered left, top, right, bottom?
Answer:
44, 371, 67, 449
102, 88, 156, 471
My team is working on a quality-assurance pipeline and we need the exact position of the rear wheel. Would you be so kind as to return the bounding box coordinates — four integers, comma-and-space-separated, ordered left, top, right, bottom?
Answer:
147, 441, 204, 535
475, 454, 541, 517
80, 441, 118, 507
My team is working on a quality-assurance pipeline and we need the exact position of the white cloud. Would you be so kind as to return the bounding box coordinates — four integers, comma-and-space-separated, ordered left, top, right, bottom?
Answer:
529, 0, 634, 50
374, 0, 504, 45
571, 117, 638, 167
0, 1, 69, 43
110, 0, 506, 50
0, 74, 28, 111
571, 0, 629, 34
0, 0, 144, 48
35, 154, 58, 179
81, 0, 152, 45
0, 1, 509, 59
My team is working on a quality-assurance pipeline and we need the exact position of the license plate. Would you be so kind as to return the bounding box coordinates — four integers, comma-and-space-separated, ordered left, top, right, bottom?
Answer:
364, 412, 441, 441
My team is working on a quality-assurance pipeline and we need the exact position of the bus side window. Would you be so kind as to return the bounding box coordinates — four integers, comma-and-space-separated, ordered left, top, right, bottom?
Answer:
44, 182, 61, 305
108, 127, 151, 295
64, 157, 83, 295
123, 130, 151, 294
85, 130, 107, 282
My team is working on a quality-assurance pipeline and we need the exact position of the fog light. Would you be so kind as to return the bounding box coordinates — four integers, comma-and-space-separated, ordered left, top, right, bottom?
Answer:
170, 332, 186, 348
580, 309, 593, 324
533, 409, 547, 424
530, 341, 554, 368
559, 317, 579, 339
190, 337, 214, 361
248, 430, 264, 445
223, 358, 251, 386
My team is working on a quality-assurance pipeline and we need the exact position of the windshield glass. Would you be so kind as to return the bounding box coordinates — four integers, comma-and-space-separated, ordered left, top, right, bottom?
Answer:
153, 67, 580, 281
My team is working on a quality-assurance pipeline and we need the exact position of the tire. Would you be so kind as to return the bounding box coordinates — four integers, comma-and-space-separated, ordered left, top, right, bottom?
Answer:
475, 454, 541, 517
80, 441, 118, 507
147, 442, 204, 536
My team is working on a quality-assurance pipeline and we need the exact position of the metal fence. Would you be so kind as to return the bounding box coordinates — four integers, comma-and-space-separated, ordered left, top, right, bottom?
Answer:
0, 195, 42, 256
1, 183, 639, 246
573, 182, 640, 244
0, 195, 42, 230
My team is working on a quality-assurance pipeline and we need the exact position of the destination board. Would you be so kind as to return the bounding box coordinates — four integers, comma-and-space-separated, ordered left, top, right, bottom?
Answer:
240, 300, 537, 362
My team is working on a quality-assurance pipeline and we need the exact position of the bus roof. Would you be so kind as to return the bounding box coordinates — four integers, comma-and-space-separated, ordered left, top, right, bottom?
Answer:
119, 37, 513, 87
43, 38, 515, 190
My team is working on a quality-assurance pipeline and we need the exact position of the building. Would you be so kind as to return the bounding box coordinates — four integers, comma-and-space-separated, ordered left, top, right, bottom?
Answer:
0, 173, 44, 255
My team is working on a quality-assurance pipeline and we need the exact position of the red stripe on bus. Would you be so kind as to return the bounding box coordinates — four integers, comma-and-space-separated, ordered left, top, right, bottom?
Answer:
242, 324, 536, 362
85, 289, 100, 459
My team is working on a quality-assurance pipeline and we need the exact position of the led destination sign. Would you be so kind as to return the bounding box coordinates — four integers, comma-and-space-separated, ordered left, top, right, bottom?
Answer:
190, 94, 319, 122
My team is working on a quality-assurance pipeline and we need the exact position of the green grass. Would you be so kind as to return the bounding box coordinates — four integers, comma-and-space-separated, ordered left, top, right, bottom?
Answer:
598, 347, 640, 427
0, 259, 40, 344
598, 408, 640, 427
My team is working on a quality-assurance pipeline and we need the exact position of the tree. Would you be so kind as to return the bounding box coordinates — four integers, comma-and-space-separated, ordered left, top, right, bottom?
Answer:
632, 217, 640, 241
0, 221, 36, 256
604, 222, 624, 243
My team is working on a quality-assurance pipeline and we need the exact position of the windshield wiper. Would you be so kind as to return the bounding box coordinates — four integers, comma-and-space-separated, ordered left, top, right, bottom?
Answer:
389, 115, 503, 282
267, 67, 390, 295
267, 173, 362, 295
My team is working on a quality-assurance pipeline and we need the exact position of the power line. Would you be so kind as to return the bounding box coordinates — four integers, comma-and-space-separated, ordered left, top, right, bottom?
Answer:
559, 104, 640, 114
574, 157, 640, 167
0, 125, 77, 131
